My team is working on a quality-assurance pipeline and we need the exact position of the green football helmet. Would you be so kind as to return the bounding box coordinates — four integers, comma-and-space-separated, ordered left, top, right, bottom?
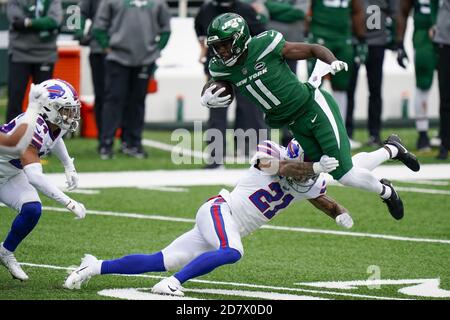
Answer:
207, 13, 251, 66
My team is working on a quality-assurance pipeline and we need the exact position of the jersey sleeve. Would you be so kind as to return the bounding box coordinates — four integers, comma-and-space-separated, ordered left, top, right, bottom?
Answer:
208, 58, 232, 81
253, 29, 286, 59
30, 117, 48, 151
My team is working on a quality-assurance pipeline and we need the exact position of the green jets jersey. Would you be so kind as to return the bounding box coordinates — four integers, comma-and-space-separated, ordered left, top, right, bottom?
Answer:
414, 0, 433, 30
208, 30, 312, 128
310, 0, 352, 40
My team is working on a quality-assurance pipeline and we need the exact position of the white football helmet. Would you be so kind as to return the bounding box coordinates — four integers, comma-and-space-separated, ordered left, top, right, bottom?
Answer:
39, 79, 81, 132
284, 138, 318, 193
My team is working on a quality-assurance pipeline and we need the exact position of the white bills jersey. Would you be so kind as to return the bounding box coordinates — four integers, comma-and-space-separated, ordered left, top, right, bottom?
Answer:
219, 165, 327, 236
0, 114, 66, 184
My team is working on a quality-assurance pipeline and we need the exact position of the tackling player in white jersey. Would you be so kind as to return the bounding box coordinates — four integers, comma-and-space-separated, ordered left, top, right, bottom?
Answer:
0, 79, 87, 282
64, 139, 353, 295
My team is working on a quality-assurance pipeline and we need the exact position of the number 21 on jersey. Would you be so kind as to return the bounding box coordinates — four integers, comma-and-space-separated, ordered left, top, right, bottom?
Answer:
249, 182, 294, 219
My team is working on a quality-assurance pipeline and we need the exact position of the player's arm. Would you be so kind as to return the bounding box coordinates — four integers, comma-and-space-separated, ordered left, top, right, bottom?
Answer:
52, 139, 79, 191
258, 155, 339, 176
395, 0, 413, 68
282, 41, 336, 63
396, 0, 413, 44
351, 0, 366, 39
20, 146, 86, 219
308, 195, 354, 229
0, 84, 45, 155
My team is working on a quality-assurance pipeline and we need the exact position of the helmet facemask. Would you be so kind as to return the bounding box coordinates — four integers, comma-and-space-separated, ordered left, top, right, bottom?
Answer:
45, 101, 80, 132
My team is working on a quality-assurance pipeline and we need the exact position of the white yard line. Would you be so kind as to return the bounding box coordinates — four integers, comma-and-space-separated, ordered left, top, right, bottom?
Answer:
19, 262, 409, 300
39, 206, 450, 245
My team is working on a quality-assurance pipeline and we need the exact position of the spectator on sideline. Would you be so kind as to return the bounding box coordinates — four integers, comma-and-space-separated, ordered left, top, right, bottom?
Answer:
6, 0, 63, 122
93, 0, 171, 159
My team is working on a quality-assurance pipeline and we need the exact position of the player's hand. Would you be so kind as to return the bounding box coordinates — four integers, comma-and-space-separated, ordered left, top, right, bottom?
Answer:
335, 212, 354, 229
200, 84, 231, 108
313, 155, 339, 174
66, 199, 86, 219
396, 43, 409, 69
64, 158, 79, 191
28, 84, 48, 113
330, 61, 348, 75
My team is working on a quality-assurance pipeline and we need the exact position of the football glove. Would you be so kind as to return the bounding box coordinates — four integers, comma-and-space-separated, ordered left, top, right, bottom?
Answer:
27, 84, 48, 114
313, 155, 339, 174
335, 212, 354, 229
396, 42, 409, 69
200, 85, 231, 108
64, 158, 79, 191
66, 199, 86, 219
330, 61, 348, 75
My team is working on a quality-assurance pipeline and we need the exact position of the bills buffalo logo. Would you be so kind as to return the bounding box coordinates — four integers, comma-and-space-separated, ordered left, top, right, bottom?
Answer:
47, 84, 66, 99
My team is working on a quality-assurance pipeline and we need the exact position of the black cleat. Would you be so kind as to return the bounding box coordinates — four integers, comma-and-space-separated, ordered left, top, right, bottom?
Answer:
380, 179, 404, 220
384, 134, 420, 172
416, 132, 431, 151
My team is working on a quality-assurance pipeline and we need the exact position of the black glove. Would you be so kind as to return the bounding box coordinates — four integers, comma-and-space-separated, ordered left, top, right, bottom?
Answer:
11, 18, 26, 31
396, 42, 409, 69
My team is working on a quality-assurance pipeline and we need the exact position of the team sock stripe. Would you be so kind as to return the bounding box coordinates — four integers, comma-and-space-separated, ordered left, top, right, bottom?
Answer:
210, 200, 229, 248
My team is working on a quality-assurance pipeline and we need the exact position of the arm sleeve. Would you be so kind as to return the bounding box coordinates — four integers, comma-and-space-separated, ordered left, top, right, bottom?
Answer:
51, 138, 73, 168
6, 0, 25, 22
23, 163, 71, 206
29, 0, 63, 31
93, 0, 111, 48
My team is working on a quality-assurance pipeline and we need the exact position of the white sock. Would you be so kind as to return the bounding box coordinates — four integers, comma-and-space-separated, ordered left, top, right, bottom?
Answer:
380, 184, 392, 199
333, 90, 347, 120
414, 88, 429, 132
339, 167, 384, 194
94, 260, 103, 275
384, 144, 399, 158
352, 148, 390, 171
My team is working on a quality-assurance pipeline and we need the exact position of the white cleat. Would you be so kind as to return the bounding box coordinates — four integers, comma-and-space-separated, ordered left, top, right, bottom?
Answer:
0, 243, 29, 281
152, 276, 184, 297
64, 254, 99, 290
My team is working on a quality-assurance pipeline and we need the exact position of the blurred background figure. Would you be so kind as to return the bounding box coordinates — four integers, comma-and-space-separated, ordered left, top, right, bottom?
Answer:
195, 0, 267, 169
93, 0, 171, 160
74, 0, 106, 153
307, 0, 366, 150
397, 0, 437, 151
6, 0, 63, 122
347, 0, 398, 148
265, 0, 309, 146
432, 0, 450, 160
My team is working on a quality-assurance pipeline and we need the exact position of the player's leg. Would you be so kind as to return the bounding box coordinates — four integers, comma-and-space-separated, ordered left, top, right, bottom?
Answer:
0, 173, 41, 281
153, 197, 242, 295
6, 59, 31, 122
413, 29, 437, 150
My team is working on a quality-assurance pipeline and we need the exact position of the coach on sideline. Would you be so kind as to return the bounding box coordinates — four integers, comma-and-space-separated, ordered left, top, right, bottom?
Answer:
93, 0, 171, 159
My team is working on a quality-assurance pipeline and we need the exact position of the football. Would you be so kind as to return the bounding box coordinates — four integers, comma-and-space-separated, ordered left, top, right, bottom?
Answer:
201, 79, 235, 102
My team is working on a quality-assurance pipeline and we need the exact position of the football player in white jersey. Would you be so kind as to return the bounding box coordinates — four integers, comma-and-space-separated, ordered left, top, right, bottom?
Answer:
64, 139, 353, 295
0, 79, 86, 282
0, 84, 46, 156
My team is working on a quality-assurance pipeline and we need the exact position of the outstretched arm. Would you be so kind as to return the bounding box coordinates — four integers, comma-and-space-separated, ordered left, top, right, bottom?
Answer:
309, 195, 354, 229
281, 41, 337, 64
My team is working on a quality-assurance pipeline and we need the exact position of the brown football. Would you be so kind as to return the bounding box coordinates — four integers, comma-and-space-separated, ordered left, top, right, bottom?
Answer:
201, 79, 235, 102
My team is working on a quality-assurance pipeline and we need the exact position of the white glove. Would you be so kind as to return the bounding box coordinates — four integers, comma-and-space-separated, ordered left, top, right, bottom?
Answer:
330, 61, 348, 75
313, 155, 339, 174
200, 84, 231, 108
66, 199, 86, 219
28, 83, 48, 113
335, 213, 353, 229
64, 158, 79, 191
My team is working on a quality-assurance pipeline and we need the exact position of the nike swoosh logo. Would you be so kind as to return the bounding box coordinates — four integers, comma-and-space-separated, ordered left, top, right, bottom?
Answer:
168, 285, 177, 292
311, 114, 318, 123
76, 266, 88, 274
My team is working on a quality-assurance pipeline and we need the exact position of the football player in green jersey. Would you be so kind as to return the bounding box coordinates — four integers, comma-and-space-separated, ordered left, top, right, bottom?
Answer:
201, 13, 421, 220
397, 0, 438, 150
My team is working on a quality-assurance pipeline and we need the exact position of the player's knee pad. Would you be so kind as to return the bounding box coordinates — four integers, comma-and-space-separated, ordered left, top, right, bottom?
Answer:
20, 202, 42, 224
220, 247, 242, 265
162, 250, 197, 271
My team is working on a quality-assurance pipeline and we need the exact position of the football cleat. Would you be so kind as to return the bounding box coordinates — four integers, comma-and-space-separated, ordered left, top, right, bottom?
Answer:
151, 276, 184, 297
384, 134, 420, 172
380, 179, 404, 220
64, 254, 99, 289
0, 243, 29, 281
